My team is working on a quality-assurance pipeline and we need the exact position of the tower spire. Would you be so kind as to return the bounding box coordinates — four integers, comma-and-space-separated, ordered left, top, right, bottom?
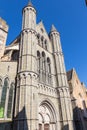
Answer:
51, 24, 57, 32
28, 0, 33, 6
28, 0, 31, 3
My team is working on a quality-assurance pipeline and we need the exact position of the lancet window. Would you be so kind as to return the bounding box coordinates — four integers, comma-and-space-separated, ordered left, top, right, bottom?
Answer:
37, 33, 40, 46
7, 83, 15, 118
37, 33, 48, 50
45, 40, 47, 50
41, 36, 44, 48
0, 77, 15, 119
37, 51, 41, 81
42, 52, 46, 82
37, 51, 52, 85
42, 52, 46, 71
0, 78, 9, 118
47, 57, 51, 84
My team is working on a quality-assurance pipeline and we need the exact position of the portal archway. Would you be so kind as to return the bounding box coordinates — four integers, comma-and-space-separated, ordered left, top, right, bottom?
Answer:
38, 100, 57, 130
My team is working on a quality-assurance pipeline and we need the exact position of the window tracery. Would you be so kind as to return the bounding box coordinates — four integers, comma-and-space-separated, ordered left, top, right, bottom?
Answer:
37, 51, 41, 81
0, 78, 15, 119
37, 51, 52, 85
38, 101, 57, 130
47, 57, 51, 84
7, 83, 15, 118
45, 40, 47, 50
37, 33, 40, 45
37, 33, 48, 50
42, 52, 46, 83
0, 78, 9, 118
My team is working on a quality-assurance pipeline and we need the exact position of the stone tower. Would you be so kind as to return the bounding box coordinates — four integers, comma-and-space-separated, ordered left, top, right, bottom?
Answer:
0, 18, 8, 58
13, 1, 75, 130
13, 2, 38, 130
49, 25, 74, 130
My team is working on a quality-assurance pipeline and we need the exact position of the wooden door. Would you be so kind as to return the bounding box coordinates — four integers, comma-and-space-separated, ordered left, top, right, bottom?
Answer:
44, 124, 49, 130
39, 124, 42, 130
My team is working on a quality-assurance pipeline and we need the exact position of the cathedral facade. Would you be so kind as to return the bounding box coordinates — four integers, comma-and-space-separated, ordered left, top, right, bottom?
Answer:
0, 2, 75, 130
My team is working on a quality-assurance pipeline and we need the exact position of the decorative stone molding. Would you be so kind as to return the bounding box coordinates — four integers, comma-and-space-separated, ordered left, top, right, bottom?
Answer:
57, 87, 71, 98
53, 51, 63, 56
49, 31, 60, 37
21, 28, 37, 36
17, 71, 38, 80
37, 83, 57, 97
23, 6, 36, 14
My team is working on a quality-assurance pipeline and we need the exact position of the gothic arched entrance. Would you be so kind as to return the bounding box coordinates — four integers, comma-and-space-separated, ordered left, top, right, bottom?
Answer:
38, 100, 57, 130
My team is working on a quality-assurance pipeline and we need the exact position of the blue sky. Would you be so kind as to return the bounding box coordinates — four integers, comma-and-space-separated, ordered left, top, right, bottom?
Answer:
0, 0, 87, 86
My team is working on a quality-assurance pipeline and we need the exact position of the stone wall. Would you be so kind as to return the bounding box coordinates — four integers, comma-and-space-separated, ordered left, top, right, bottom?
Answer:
0, 18, 8, 58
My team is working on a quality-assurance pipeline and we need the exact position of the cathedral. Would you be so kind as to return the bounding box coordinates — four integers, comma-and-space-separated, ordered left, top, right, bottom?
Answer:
1, 1, 86, 130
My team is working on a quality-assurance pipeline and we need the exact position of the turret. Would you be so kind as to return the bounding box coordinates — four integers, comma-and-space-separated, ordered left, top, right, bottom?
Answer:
22, 1, 36, 30
50, 25, 74, 130
18, 1, 37, 73
13, 2, 38, 130
50, 25, 62, 53
50, 25, 67, 87
0, 18, 8, 58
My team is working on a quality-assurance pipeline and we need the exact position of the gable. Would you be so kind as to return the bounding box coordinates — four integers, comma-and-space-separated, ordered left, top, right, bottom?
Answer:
36, 21, 52, 53
36, 21, 50, 42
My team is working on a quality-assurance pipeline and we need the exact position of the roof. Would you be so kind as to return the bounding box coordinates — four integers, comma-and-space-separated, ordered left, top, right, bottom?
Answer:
28, 1, 33, 7
67, 68, 74, 81
50, 25, 57, 32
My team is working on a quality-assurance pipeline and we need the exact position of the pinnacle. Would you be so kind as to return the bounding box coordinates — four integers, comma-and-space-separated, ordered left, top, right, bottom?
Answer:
28, 0, 33, 7
51, 24, 57, 32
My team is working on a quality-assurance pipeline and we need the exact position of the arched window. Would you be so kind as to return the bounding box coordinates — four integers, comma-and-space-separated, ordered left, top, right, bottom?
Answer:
41, 36, 44, 48
37, 51, 41, 81
47, 57, 51, 84
47, 58, 51, 73
42, 52, 46, 82
37, 33, 40, 46
42, 52, 46, 71
0, 78, 9, 118
45, 40, 47, 50
0, 79, 2, 87
7, 83, 15, 118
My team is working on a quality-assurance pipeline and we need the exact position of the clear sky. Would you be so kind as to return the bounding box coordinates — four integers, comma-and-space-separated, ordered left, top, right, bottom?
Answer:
0, 0, 87, 86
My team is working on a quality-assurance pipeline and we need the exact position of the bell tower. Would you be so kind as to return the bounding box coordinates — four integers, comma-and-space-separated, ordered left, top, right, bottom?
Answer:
13, 1, 38, 130
0, 18, 8, 58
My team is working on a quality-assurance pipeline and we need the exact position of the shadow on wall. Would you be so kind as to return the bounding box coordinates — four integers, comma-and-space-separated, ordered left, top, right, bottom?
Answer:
72, 98, 87, 130
73, 107, 87, 130
63, 124, 69, 130
0, 107, 28, 130
0, 100, 87, 130
61, 103, 87, 130
0, 121, 12, 130
13, 106, 28, 130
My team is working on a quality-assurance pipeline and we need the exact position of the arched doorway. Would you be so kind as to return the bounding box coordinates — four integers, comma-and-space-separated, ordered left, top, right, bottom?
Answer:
38, 101, 57, 130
